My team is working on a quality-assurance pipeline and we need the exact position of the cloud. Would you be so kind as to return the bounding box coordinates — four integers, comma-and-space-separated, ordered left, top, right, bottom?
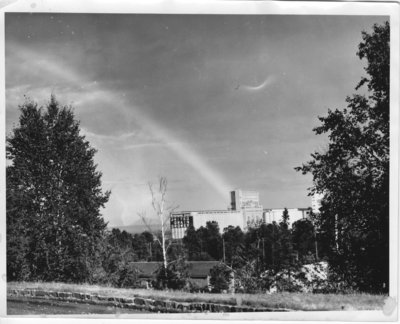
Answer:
6, 42, 232, 205
81, 127, 139, 142
241, 75, 276, 92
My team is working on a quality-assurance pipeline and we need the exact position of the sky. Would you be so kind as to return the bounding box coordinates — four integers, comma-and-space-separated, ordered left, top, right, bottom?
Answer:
5, 13, 388, 228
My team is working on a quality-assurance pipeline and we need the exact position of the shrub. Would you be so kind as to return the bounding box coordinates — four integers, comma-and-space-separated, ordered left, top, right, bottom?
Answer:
188, 281, 208, 293
209, 263, 231, 293
116, 263, 140, 288
154, 258, 190, 290
262, 261, 332, 293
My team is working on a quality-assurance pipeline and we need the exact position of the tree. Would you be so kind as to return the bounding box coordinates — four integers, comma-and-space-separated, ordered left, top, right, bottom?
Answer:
182, 225, 201, 260
281, 208, 290, 227
295, 22, 389, 292
292, 219, 317, 263
138, 177, 177, 271
7, 96, 110, 281
204, 221, 223, 261
278, 209, 299, 278
243, 224, 266, 272
99, 229, 139, 287
222, 226, 245, 267
254, 222, 279, 270
209, 263, 232, 293
132, 232, 151, 261
154, 256, 190, 290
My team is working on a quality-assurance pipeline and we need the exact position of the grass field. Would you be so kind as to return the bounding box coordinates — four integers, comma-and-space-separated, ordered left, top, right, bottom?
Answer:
8, 281, 387, 311
8, 296, 150, 315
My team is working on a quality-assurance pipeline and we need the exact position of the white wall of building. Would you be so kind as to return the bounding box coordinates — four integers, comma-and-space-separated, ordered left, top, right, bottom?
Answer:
311, 193, 324, 213
263, 208, 310, 228
242, 208, 264, 226
170, 210, 245, 239
170, 189, 311, 238
192, 210, 245, 231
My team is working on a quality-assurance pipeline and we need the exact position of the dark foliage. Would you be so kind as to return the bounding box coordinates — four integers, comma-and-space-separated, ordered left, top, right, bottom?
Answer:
278, 209, 301, 281
222, 226, 245, 267
182, 225, 201, 260
96, 229, 139, 287
295, 22, 390, 293
292, 219, 317, 263
7, 96, 110, 282
204, 221, 223, 260
209, 263, 232, 293
154, 257, 189, 290
182, 222, 220, 261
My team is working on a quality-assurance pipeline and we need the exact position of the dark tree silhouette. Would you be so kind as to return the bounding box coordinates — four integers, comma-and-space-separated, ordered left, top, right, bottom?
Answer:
7, 96, 110, 282
292, 219, 317, 263
222, 225, 245, 266
295, 22, 390, 292
182, 225, 201, 260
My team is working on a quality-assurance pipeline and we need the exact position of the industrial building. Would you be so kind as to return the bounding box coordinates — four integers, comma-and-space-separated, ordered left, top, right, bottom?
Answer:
170, 189, 310, 239
311, 192, 324, 213
263, 208, 310, 224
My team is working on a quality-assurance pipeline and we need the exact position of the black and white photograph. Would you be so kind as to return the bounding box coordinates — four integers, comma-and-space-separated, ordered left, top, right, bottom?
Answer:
1, 0, 399, 321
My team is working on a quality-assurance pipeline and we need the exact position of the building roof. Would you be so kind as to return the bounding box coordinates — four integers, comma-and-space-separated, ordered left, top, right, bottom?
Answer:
130, 262, 162, 278
130, 261, 220, 279
186, 261, 220, 278
263, 207, 309, 211
171, 210, 241, 215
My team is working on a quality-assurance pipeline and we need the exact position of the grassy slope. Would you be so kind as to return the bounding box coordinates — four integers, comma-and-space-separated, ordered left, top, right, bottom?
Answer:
7, 281, 386, 311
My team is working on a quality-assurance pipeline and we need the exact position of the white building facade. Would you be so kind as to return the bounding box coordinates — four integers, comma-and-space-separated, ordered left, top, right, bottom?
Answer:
170, 189, 310, 239
263, 208, 310, 227
311, 192, 324, 214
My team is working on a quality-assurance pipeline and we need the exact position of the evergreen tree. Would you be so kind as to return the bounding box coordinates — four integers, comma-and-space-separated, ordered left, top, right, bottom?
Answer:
204, 221, 223, 261
132, 233, 151, 261
182, 225, 201, 260
292, 219, 317, 263
281, 208, 290, 227
258, 222, 280, 270
222, 225, 245, 267
278, 209, 299, 284
7, 96, 110, 282
278, 209, 292, 266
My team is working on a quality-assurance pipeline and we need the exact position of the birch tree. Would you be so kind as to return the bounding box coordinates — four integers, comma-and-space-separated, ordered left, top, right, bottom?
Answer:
138, 177, 177, 270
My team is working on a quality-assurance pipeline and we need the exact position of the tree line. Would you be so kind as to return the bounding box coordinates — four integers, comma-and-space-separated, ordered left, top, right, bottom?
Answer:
183, 213, 324, 270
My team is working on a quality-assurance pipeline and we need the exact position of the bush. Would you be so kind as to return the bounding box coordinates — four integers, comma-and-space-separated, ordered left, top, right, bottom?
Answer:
209, 263, 232, 293
116, 263, 140, 288
262, 261, 333, 293
187, 281, 208, 293
235, 261, 269, 293
154, 258, 190, 290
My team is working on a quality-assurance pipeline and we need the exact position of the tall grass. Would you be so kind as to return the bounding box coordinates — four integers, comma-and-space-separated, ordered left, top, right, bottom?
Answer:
7, 281, 386, 311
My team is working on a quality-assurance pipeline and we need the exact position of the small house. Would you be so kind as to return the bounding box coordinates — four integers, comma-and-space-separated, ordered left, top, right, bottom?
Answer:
130, 261, 220, 289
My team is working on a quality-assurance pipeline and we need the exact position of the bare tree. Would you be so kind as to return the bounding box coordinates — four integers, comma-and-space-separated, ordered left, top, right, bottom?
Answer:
138, 177, 177, 270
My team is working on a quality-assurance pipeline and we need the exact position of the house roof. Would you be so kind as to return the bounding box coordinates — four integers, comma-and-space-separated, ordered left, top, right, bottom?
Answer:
130, 262, 162, 278
186, 261, 220, 278
130, 261, 220, 279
